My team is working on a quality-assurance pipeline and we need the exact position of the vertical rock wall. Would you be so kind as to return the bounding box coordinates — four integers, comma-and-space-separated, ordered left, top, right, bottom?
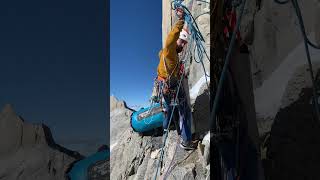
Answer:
240, 1, 320, 179
240, 0, 320, 134
110, 2, 211, 179
162, 0, 210, 89
162, 0, 211, 136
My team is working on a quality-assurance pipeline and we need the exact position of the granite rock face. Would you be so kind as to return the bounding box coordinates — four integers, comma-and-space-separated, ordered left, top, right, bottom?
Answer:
110, 96, 131, 112
110, 90, 210, 179
239, 1, 320, 179
238, 0, 320, 134
264, 77, 320, 180
110, 127, 209, 180
0, 104, 81, 180
163, 0, 210, 90
111, 0, 210, 179
110, 96, 133, 146
165, 0, 211, 141
111, 0, 320, 179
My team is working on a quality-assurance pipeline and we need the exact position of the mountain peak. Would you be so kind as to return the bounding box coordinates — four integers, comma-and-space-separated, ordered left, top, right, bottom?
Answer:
110, 96, 131, 111
0, 103, 16, 116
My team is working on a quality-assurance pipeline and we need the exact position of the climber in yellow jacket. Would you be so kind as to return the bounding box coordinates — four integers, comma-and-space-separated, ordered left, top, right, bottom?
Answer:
156, 10, 196, 150
157, 19, 187, 79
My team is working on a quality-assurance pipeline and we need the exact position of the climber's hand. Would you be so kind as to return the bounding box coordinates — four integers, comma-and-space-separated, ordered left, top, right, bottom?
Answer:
176, 8, 184, 20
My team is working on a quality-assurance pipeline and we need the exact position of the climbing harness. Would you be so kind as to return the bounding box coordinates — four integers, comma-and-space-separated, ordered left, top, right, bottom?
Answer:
154, 61, 186, 180
153, 1, 211, 179
273, 0, 320, 121
154, 47, 189, 180
157, 75, 179, 106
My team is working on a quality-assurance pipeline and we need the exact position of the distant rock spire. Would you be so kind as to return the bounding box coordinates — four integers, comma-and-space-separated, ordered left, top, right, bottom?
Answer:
110, 96, 133, 111
0, 103, 15, 116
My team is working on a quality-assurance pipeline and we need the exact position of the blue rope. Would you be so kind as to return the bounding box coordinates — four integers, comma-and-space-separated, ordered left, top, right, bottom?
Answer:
153, 1, 211, 179
194, 11, 210, 21
172, 0, 210, 86
308, 39, 320, 50
273, 0, 320, 50
210, 0, 247, 131
272, 0, 320, 121
291, 0, 320, 120
274, 0, 289, 5
172, 0, 210, 65
153, 62, 185, 180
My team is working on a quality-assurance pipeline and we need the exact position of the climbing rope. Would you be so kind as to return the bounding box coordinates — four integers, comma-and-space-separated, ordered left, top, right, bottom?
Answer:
209, 0, 320, 178
274, 0, 289, 5
273, 0, 320, 121
153, 60, 186, 180
172, 0, 210, 61
211, 0, 247, 131
163, 148, 195, 179
172, 0, 210, 89
154, 1, 211, 179
275, 0, 320, 50
154, 37, 188, 180
194, 11, 210, 21
162, 137, 180, 179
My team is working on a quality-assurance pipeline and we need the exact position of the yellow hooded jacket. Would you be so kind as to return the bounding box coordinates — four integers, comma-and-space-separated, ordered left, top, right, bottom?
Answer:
157, 20, 184, 79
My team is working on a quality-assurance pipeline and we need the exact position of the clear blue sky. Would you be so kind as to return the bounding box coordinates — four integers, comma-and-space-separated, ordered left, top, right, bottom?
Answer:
0, 0, 107, 156
110, 0, 162, 107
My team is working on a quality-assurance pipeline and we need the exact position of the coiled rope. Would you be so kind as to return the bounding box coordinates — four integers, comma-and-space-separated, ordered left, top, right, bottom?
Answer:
171, 0, 210, 77
153, 0, 210, 179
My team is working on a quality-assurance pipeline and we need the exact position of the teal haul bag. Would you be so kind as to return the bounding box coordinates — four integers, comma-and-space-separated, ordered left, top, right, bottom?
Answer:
67, 149, 109, 180
130, 103, 165, 132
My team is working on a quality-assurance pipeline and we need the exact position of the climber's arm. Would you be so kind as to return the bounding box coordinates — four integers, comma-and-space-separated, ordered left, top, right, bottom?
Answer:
163, 20, 184, 53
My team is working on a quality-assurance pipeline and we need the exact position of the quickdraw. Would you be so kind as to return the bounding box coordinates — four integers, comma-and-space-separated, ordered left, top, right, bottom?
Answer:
156, 77, 179, 107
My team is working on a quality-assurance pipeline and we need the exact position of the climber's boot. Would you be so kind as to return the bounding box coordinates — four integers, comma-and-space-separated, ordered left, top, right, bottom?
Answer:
180, 140, 197, 150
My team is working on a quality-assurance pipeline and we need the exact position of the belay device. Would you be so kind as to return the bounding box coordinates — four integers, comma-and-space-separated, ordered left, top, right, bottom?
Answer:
130, 103, 165, 133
